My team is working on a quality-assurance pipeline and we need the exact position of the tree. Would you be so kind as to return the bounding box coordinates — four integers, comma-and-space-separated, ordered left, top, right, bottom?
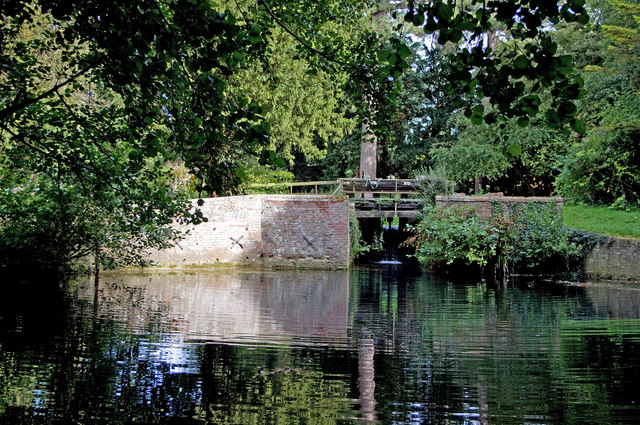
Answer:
230, 27, 355, 165
554, 0, 640, 206
0, 0, 266, 272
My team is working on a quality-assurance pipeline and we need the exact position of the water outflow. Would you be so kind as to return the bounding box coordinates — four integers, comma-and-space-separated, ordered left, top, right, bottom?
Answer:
379, 225, 403, 265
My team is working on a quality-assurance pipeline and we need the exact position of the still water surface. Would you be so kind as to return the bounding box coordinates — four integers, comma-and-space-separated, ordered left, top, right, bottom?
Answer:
1, 267, 640, 424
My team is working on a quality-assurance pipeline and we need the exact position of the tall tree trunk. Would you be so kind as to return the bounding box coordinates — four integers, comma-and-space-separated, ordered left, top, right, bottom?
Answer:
359, 115, 377, 179
474, 176, 483, 194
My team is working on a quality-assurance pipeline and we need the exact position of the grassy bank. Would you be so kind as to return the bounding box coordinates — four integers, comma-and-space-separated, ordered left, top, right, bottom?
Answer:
563, 205, 640, 239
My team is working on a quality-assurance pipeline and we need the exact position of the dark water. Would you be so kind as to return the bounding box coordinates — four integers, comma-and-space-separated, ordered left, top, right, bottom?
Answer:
1, 268, 640, 424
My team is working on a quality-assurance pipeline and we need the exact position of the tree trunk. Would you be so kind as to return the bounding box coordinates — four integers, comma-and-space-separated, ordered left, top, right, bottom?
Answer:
359, 116, 377, 179
474, 176, 483, 194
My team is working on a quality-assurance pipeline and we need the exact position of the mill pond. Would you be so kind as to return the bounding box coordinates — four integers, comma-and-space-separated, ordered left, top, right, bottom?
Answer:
1, 267, 640, 424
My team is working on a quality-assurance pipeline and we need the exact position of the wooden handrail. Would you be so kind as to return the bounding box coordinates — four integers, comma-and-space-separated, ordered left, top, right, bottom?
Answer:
244, 180, 341, 194
244, 178, 422, 196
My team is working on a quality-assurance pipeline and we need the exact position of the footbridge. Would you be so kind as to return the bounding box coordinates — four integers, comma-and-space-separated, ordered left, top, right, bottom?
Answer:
245, 178, 423, 218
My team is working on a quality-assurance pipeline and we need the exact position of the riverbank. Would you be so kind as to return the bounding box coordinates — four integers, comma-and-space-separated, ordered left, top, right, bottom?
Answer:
564, 205, 640, 239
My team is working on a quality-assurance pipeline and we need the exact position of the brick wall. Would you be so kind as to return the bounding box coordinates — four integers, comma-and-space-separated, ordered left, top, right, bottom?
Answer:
435, 193, 563, 218
148, 195, 350, 269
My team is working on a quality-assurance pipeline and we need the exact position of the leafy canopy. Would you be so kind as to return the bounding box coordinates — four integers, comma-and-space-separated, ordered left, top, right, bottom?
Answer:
383, 0, 589, 134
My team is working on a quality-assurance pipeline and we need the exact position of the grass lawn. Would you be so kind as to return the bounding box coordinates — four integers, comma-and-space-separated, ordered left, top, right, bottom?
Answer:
563, 205, 640, 239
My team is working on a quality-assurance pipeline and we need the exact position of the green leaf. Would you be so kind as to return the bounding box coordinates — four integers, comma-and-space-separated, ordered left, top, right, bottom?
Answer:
232, 52, 245, 63
546, 109, 561, 127
558, 101, 578, 119
377, 49, 391, 62
557, 66, 573, 76
484, 113, 497, 124
508, 144, 522, 157
541, 37, 558, 55
517, 116, 530, 128
514, 55, 528, 70
388, 52, 401, 65
472, 104, 484, 116
397, 60, 409, 70
570, 118, 586, 135
436, 3, 454, 22
520, 94, 541, 106
577, 11, 589, 24
397, 44, 411, 59
558, 55, 573, 67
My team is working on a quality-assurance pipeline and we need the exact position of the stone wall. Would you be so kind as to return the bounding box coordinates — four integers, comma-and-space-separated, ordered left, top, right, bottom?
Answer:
435, 193, 563, 218
148, 195, 350, 269
584, 237, 640, 282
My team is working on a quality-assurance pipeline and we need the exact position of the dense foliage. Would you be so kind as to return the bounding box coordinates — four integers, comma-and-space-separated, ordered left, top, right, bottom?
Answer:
0, 0, 378, 273
409, 205, 504, 270
409, 202, 582, 275
553, 1, 640, 206
422, 0, 639, 204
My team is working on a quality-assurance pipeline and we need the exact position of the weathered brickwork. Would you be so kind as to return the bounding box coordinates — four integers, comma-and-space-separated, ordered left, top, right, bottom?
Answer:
584, 237, 640, 282
148, 195, 350, 269
435, 193, 563, 218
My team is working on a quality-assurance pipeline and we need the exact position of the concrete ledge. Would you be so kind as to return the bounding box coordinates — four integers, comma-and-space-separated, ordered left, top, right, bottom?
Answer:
585, 236, 640, 282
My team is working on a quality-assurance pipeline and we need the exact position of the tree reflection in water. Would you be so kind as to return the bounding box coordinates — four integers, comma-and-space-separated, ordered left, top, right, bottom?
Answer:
1, 268, 640, 424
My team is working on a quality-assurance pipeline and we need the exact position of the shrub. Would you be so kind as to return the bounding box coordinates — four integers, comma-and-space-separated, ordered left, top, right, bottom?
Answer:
239, 165, 295, 194
502, 201, 581, 272
408, 205, 504, 270
349, 214, 367, 263
414, 167, 456, 206
408, 201, 582, 275
555, 126, 640, 207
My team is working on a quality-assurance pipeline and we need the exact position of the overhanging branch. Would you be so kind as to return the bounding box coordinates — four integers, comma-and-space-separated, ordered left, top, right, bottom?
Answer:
0, 65, 94, 123
258, 0, 353, 68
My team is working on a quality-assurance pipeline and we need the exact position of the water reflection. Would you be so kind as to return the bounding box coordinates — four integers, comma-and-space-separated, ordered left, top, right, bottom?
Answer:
85, 270, 350, 346
0, 268, 639, 424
